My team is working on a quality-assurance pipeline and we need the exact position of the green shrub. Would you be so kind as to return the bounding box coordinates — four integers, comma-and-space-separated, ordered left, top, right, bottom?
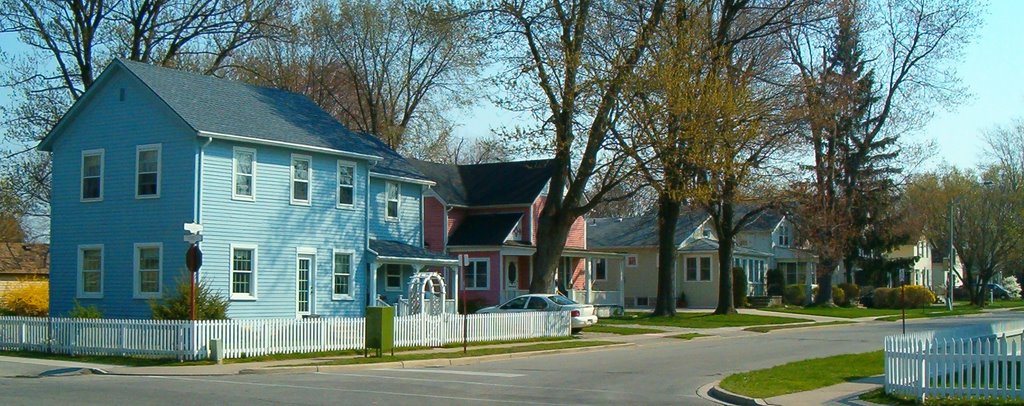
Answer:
837, 283, 860, 307
871, 286, 934, 309
733, 267, 748, 308
150, 274, 229, 320
784, 284, 805, 305
766, 269, 784, 296
812, 286, 846, 306
871, 287, 894, 308
0, 279, 48, 316
68, 300, 103, 318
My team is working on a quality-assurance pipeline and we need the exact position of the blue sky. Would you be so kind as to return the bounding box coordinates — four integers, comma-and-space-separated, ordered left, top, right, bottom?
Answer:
3, 1, 1021, 171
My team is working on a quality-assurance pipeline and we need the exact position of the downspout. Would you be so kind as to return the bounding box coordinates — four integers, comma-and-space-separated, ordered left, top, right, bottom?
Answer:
195, 134, 213, 223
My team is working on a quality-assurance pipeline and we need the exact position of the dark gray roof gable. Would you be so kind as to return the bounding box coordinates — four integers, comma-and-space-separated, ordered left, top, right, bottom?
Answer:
447, 213, 524, 246
411, 158, 556, 206
587, 208, 709, 248
40, 59, 429, 182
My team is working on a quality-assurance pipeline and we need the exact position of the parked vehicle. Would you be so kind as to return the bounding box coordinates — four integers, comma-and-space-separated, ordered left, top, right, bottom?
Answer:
477, 294, 598, 333
985, 284, 1012, 300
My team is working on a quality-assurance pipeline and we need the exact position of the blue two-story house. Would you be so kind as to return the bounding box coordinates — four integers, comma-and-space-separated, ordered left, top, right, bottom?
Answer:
39, 59, 457, 319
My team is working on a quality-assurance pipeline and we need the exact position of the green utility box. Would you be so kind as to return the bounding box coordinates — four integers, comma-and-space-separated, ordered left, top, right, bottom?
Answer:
365, 306, 394, 357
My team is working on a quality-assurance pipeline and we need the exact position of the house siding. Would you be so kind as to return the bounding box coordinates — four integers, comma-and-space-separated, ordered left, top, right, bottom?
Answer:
368, 177, 422, 246
48, 69, 196, 318
423, 196, 447, 253
198, 139, 369, 318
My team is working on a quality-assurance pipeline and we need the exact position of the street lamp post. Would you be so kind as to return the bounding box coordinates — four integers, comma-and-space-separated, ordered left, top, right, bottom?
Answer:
947, 200, 955, 311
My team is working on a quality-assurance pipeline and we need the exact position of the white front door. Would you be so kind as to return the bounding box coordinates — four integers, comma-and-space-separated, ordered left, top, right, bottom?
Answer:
505, 260, 519, 301
297, 254, 314, 316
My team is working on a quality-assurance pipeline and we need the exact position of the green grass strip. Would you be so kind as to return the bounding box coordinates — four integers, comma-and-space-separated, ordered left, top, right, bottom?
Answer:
762, 306, 902, 318
744, 320, 855, 333
586, 325, 665, 335
0, 350, 214, 367
860, 388, 1024, 405
300, 340, 618, 367
720, 351, 883, 399
600, 312, 809, 328
668, 333, 709, 340
875, 308, 983, 322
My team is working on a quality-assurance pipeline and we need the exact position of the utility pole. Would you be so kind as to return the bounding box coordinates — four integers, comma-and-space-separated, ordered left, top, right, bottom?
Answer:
947, 201, 955, 311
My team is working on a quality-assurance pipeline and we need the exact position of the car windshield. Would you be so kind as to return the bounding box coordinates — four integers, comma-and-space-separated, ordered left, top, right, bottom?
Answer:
547, 295, 577, 306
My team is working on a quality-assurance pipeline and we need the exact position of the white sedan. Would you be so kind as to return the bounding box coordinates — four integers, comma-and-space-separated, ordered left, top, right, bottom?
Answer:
477, 294, 598, 333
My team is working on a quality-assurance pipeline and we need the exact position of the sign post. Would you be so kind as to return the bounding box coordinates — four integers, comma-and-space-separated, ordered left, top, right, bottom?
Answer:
184, 223, 204, 321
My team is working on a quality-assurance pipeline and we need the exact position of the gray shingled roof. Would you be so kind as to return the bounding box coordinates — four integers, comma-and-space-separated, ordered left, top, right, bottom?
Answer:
587, 207, 709, 248
447, 213, 524, 246
369, 239, 456, 262
411, 159, 556, 206
44, 59, 428, 181
678, 238, 772, 257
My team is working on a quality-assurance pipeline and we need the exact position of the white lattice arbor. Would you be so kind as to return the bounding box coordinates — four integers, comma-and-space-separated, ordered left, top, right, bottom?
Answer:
406, 272, 448, 315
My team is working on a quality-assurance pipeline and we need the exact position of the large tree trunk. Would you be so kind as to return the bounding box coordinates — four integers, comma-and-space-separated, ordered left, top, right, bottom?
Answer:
653, 194, 682, 316
814, 259, 837, 306
842, 254, 855, 285
713, 200, 736, 315
529, 208, 575, 294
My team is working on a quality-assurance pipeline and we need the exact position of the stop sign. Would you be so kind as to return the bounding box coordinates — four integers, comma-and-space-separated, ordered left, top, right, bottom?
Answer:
186, 244, 203, 273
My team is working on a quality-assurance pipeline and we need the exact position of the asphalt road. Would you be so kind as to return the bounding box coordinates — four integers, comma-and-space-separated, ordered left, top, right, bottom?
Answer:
0, 313, 1020, 406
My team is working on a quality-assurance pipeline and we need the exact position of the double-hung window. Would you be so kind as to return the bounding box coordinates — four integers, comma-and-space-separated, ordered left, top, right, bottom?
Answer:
337, 161, 355, 208
595, 259, 607, 281
333, 251, 352, 299
81, 149, 104, 201
385, 181, 400, 220
291, 154, 311, 205
778, 225, 790, 246
465, 259, 489, 289
231, 245, 257, 299
136, 144, 161, 198
233, 147, 256, 200
684, 256, 712, 282
134, 243, 162, 298
78, 245, 103, 298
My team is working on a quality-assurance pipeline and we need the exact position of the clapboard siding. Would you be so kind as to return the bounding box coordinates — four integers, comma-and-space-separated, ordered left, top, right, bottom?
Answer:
49, 68, 196, 318
199, 139, 369, 318
367, 177, 422, 246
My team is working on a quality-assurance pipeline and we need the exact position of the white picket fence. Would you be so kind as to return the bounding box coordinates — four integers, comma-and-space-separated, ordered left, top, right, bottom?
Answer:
885, 321, 1024, 402
0, 311, 569, 361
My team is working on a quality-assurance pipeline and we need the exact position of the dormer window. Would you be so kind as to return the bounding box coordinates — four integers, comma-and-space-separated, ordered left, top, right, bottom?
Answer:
778, 225, 791, 247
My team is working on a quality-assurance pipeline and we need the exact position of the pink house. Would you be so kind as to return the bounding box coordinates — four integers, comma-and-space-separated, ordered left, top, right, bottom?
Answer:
412, 159, 596, 306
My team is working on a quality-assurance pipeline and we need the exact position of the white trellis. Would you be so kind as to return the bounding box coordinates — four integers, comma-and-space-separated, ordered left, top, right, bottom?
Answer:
406, 272, 448, 316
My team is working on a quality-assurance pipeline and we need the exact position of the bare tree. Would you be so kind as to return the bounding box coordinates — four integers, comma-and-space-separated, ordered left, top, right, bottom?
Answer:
788, 0, 979, 305
488, 0, 668, 294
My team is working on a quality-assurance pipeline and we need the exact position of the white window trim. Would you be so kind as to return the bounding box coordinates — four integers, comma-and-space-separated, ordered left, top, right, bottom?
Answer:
290, 154, 312, 206
337, 160, 356, 209
594, 258, 607, 281
385, 181, 400, 221
625, 254, 638, 268
80, 149, 104, 202
230, 243, 258, 300
683, 256, 713, 282
232, 147, 257, 201
384, 264, 403, 291
77, 244, 103, 299
133, 243, 163, 299
466, 258, 490, 290
332, 248, 355, 300
135, 143, 162, 199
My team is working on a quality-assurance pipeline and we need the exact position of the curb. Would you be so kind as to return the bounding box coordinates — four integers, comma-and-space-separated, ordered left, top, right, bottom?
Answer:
705, 380, 771, 406
240, 342, 636, 375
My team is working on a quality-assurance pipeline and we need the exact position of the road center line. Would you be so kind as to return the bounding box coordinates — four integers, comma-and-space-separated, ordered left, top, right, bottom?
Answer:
316, 371, 634, 395
135, 375, 574, 406
372, 368, 524, 377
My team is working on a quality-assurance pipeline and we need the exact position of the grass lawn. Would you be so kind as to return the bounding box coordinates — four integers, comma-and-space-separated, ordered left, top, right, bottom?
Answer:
744, 321, 855, 333
668, 333, 710, 340
586, 325, 665, 335
303, 340, 618, 367
860, 388, 1024, 405
761, 306, 900, 318
875, 308, 983, 322
719, 351, 883, 399
958, 299, 1024, 309
0, 336, 579, 366
600, 312, 810, 329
